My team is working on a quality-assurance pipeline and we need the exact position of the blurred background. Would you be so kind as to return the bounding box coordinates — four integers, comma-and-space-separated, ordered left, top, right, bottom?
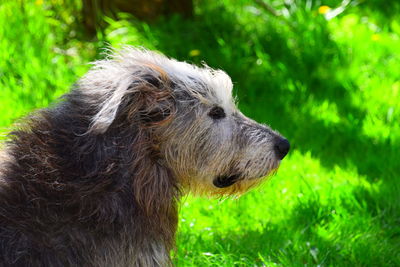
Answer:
0, 0, 399, 265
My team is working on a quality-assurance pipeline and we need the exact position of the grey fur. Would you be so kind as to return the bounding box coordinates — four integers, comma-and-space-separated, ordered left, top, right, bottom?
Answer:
0, 47, 289, 266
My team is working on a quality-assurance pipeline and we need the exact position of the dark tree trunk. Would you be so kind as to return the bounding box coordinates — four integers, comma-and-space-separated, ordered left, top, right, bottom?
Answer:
82, 0, 193, 35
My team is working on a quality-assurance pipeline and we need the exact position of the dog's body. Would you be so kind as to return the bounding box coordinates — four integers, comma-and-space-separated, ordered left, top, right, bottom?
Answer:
0, 48, 289, 266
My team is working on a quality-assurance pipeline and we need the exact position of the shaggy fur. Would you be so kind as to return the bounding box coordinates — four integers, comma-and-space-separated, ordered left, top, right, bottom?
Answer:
0, 48, 289, 266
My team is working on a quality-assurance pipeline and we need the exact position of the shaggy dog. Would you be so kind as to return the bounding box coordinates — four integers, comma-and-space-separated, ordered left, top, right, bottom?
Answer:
0, 48, 289, 266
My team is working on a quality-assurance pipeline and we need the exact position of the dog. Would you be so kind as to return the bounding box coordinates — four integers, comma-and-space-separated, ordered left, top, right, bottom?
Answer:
0, 47, 289, 266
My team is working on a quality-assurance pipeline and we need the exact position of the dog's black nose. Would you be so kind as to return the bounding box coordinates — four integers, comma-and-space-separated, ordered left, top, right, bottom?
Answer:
274, 138, 290, 160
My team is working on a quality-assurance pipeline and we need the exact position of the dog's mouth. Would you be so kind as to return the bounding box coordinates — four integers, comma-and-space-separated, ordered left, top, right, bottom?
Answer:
213, 174, 241, 188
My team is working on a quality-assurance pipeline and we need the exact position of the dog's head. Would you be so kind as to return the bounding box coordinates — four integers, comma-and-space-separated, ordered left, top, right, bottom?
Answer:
80, 47, 289, 197
157, 60, 290, 196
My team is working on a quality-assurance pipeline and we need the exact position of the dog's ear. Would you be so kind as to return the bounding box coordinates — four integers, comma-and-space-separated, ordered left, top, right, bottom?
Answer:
84, 62, 174, 134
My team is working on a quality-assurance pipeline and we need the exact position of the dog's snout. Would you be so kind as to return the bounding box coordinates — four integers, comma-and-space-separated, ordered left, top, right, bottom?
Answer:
274, 138, 290, 160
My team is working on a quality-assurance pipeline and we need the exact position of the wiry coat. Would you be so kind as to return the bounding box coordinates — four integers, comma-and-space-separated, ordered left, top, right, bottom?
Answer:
0, 48, 289, 266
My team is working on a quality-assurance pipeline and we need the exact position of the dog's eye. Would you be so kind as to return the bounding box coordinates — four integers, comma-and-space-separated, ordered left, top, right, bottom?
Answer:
208, 106, 226, 120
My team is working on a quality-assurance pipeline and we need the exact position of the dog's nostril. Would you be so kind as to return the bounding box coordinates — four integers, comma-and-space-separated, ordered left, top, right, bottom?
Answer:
274, 138, 290, 160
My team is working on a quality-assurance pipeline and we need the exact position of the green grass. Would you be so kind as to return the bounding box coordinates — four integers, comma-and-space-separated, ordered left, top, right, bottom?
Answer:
1, 0, 399, 266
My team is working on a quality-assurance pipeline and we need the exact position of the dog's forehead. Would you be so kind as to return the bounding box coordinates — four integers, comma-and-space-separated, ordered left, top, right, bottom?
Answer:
165, 59, 236, 110
205, 70, 235, 109
107, 48, 236, 110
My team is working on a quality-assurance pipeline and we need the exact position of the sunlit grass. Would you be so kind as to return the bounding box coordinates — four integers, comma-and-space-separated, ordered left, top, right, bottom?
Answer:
0, 0, 399, 266
0, 0, 91, 130
177, 150, 398, 266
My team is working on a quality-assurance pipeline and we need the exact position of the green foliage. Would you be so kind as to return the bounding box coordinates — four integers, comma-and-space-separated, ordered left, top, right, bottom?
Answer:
1, 0, 399, 266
